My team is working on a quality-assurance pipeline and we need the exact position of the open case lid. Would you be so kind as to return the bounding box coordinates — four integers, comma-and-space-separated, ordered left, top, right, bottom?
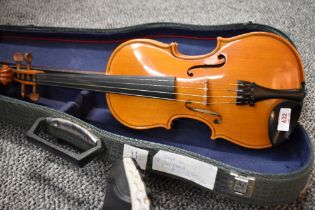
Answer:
0, 22, 313, 205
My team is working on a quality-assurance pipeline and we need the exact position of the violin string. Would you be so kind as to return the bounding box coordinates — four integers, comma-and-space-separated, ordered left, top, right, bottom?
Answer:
4, 62, 243, 103
1, 61, 236, 84
2, 61, 247, 89
36, 78, 241, 99
36, 73, 240, 92
36, 72, 210, 84
38, 75, 204, 90
4, 61, 244, 87
37, 80, 241, 105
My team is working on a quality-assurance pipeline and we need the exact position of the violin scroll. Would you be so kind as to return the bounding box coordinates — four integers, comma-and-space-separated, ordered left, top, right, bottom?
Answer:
0, 64, 12, 86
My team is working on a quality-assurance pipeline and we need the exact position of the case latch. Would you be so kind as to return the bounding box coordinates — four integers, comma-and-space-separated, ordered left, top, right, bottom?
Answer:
229, 172, 255, 197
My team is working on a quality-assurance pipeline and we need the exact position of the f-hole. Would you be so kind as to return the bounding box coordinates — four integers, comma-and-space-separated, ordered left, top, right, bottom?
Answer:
187, 54, 226, 77
185, 101, 222, 124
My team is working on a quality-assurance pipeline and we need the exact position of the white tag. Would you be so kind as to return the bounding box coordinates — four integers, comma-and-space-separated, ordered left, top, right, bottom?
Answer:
152, 150, 218, 190
123, 144, 149, 170
277, 108, 291, 131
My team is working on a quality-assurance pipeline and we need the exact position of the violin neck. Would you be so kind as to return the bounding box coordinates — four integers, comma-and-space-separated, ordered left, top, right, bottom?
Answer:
35, 72, 176, 99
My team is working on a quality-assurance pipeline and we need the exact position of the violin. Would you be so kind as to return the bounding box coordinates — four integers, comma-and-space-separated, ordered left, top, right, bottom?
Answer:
0, 32, 305, 149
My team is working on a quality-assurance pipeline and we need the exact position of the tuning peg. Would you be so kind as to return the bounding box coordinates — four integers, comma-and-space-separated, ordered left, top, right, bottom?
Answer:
13, 52, 26, 97
13, 52, 24, 62
13, 52, 24, 70
29, 90, 39, 101
24, 53, 33, 70
24, 53, 39, 101
24, 53, 32, 82
24, 52, 32, 62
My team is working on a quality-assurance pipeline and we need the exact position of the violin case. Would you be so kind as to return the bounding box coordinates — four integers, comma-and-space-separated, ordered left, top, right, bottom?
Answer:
0, 22, 313, 207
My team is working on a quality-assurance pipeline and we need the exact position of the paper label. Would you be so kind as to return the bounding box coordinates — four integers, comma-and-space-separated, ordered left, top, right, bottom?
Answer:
123, 144, 149, 170
152, 150, 218, 190
277, 108, 291, 131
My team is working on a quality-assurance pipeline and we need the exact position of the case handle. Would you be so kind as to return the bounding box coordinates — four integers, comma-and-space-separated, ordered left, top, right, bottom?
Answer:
26, 117, 104, 167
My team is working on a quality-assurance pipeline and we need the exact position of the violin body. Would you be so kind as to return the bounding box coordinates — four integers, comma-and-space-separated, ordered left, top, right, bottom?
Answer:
106, 32, 304, 148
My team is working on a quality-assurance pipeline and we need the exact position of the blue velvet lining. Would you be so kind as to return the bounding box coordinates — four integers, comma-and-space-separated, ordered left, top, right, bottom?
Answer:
0, 31, 311, 174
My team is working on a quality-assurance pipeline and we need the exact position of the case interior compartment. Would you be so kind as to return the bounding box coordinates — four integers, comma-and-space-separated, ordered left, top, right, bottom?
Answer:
0, 24, 311, 174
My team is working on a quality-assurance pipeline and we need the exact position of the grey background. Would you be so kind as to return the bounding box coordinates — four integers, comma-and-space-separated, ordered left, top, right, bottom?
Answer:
0, 0, 314, 209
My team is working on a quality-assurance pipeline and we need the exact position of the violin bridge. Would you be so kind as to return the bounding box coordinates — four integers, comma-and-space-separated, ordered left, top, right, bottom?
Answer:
203, 79, 208, 105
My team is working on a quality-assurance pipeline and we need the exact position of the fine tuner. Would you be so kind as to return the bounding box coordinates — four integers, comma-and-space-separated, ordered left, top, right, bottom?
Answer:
0, 32, 305, 149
